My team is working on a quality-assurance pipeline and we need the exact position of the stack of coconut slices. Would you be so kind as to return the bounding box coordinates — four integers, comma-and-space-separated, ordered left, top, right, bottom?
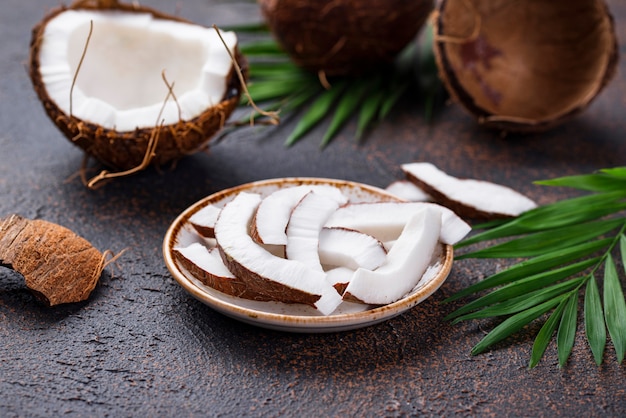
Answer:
173, 163, 537, 316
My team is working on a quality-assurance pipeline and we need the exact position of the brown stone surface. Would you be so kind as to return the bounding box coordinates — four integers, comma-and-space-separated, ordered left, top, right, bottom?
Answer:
1, 0, 625, 416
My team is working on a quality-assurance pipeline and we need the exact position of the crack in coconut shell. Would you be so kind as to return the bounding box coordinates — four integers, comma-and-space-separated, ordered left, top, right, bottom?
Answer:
433, 0, 618, 132
0, 214, 105, 306
29, 0, 246, 172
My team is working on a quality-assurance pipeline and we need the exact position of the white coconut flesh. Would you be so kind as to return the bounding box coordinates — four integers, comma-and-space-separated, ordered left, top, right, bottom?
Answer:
325, 266, 355, 290
189, 204, 222, 238
175, 242, 235, 280
385, 180, 431, 202
285, 192, 342, 271
37, 10, 237, 131
214, 192, 342, 316
324, 201, 471, 245
402, 162, 537, 217
251, 185, 348, 245
318, 227, 387, 271
344, 207, 442, 305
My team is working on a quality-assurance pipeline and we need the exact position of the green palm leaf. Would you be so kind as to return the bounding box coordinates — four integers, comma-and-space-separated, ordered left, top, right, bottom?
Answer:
450, 168, 626, 368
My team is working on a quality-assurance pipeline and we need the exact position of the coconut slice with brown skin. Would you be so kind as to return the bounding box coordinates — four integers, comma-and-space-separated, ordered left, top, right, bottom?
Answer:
318, 227, 387, 271
433, 0, 618, 132
214, 192, 342, 315
174, 242, 271, 301
285, 191, 343, 271
343, 207, 441, 305
402, 162, 537, 220
29, 0, 245, 175
251, 185, 347, 246
324, 201, 471, 245
189, 204, 222, 239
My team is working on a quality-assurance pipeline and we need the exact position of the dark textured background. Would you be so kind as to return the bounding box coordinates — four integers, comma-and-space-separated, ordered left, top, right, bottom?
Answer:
1, 1, 626, 416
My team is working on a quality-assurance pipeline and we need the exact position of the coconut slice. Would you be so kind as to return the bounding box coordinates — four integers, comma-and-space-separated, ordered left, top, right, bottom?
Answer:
251, 185, 347, 245
324, 201, 471, 245
29, 1, 245, 172
214, 192, 342, 315
343, 207, 441, 305
285, 192, 342, 271
188, 204, 222, 238
174, 243, 271, 301
318, 227, 387, 271
385, 180, 431, 202
402, 162, 537, 219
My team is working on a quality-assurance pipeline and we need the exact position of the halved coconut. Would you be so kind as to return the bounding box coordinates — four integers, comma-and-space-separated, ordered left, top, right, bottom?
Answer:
29, 1, 245, 172
174, 243, 271, 301
343, 207, 441, 305
214, 191, 342, 315
433, 0, 618, 132
402, 162, 537, 219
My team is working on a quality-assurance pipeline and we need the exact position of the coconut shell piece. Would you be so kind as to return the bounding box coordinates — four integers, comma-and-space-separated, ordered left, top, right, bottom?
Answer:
0, 214, 105, 306
258, 0, 434, 76
29, 0, 246, 172
433, 0, 618, 132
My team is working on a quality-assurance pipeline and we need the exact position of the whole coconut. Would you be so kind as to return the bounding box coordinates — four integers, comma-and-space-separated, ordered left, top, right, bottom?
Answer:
433, 0, 618, 132
258, 0, 434, 76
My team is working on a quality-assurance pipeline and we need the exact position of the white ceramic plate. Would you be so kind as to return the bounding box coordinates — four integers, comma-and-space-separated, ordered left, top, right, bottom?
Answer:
163, 178, 453, 333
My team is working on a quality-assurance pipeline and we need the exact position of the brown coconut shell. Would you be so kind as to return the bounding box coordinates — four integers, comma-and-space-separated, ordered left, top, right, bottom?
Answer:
29, 0, 246, 172
433, 0, 618, 132
258, 0, 434, 76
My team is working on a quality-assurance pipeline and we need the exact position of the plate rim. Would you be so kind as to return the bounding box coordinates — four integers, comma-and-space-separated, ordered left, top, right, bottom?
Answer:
163, 177, 454, 331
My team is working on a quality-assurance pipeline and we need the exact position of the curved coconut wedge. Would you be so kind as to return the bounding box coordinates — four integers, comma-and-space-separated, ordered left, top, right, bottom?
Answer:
214, 192, 342, 315
251, 185, 347, 245
318, 227, 387, 271
344, 207, 441, 305
285, 192, 342, 270
174, 243, 271, 301
29, 1, 245, 173
324, 201, 471, 245
189, 204, 222, 238
402, 162, 537, 220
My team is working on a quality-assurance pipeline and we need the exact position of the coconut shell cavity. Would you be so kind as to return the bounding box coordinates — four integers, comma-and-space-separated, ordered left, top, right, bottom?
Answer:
433, 0, 618, 132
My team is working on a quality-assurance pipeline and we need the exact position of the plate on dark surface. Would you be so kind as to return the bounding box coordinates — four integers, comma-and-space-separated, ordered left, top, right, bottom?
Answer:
163, 177, 453, 332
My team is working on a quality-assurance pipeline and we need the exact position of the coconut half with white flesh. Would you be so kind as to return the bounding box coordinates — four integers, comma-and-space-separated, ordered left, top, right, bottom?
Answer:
29, 1, 245, 172
402, 162, 537, 220
344, 207, 442, 305
214, 191, 342, 316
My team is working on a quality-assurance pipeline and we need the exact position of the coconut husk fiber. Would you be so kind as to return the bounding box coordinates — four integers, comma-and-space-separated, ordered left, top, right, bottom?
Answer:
433, 0, 618, 132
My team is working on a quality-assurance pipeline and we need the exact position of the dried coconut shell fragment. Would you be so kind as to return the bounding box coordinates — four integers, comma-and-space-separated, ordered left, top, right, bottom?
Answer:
433, 0, 618, 132
29, 0, 246, 173
0, 214, 105, 306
